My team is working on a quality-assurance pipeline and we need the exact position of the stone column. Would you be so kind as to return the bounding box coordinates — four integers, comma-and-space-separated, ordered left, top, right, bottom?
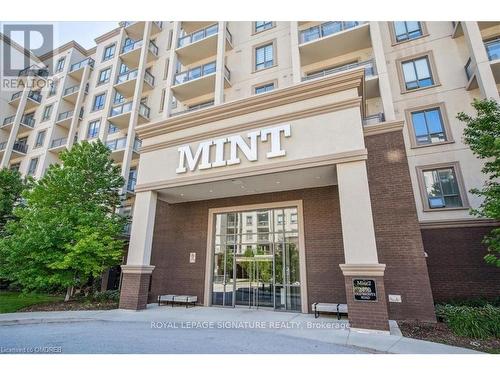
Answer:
337, 160, 389, 332
119, 190, 158, 310
462, 21, 500, 101
369, 22, 395, 121
214, 21, 227, 105
290, 21, 302, 84
164, 22, 181, 118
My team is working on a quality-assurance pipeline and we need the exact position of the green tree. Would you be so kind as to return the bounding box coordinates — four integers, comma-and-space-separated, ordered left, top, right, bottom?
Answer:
457, 98, 500, 267
0, 168, 29, 235
0, 141, 127, 298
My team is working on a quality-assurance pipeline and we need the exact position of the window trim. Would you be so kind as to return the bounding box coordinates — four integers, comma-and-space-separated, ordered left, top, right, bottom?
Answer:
252, 79, 278, 95
91, 92, 107, 112
389, 21, 428, 46
102, 43, 116, 62
405, 102, 454, 148
396, 51, 440, 94
96, 67, 112, 86
416, 162, 470, 212
252, 21, 276, 35
252, 39, 277, 73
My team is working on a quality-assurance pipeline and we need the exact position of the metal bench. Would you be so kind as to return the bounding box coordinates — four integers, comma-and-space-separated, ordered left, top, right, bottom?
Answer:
158, 294, 197, 308
312, 303, 348, 320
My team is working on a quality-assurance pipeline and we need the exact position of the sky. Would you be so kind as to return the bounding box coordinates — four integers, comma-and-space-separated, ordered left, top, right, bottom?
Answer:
2, 22, 119, 51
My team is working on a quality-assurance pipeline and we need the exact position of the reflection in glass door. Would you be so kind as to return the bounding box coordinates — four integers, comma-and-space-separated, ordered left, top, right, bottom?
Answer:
211, 207, 301, 311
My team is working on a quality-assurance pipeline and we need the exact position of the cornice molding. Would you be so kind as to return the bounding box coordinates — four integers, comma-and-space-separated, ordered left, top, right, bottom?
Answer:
420, 218, 499, 229
363, 120, 404, 136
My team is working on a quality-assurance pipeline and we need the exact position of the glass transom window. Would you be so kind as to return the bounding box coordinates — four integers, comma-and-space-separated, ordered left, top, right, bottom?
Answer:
411, 108, 446, 145
402, 57, 434, 90
423, 167, 463, 209
394, 21, 423, 42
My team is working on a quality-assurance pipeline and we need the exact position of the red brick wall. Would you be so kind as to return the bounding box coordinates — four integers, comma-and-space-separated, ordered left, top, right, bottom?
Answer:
149, 187, 347, 309
365, 131, 436, 322
119, 272, 152, 310
422, 225, 500, 302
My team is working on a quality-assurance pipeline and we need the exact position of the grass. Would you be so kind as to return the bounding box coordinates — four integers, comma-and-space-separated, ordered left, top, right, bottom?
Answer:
0, 291, 64, 313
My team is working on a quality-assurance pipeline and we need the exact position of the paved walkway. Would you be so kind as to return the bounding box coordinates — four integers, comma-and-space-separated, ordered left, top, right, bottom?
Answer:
0, 304, 477, 354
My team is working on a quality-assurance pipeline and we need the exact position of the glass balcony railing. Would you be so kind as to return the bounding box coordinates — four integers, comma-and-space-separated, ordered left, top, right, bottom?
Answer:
171, 100, 214, 117
63, 84, 82, 96
10, 91, 22, 101
106, 137, 141, 152
178, 23, 219, 48
13, 141, 28, 154
174, 61, 216, 85
70, 57, 95, 72
121, 40, 158, 56
0, 141, 7, 151
3, 115, 15, 126
18, 64, 49, 79
120, 21, 162, 30
485, 38, 500, 61
224, 66, 231, 81
139, 103, 150, 119
50, 137, 67, 149
20, 115, 35, 128
144, 70, 155, 86
57, 110, 75, 122
362, 113, 385, 126
110, 101, 133, 117
302, 59, 376, 81
116, 69, 139, 84
465, 58, 475, 81
300, 21, 363, 44
28, 91, 42, 103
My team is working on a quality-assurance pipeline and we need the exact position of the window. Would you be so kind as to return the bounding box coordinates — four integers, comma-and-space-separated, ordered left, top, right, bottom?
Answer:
401, 56, 434, 90
119, 63, 130, 75
113, 91, 125, 104
167, 30, 173, 50
48, 81, 57, 96
164, 59, 169, 80
97, 68, 112, 85
410, 106, 450, 146
10, 163, 20, 172
108, 123, 119, 134
290, 213, 298, 224
102, 44, 116, 61
417, 163, 468, 211
27, 157, 39, 176
92, 93, 106, 111
255, 43, 274, 71
55, 57, 65, 73
159, 89, 166, 112
254, 21, 273, 33
393, 22, 424, 42
42, 104, 53, 121
87, 120, 101, 139
254, 82, 275, 94
34, 130, 46, 148
246, 215, 253, 225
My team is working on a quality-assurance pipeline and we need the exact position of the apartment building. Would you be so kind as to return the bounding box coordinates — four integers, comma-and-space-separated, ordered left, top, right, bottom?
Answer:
1, 21, 499, 331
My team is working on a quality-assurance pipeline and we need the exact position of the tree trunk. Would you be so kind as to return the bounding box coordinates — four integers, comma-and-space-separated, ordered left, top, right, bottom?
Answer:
64, 285, 74, 302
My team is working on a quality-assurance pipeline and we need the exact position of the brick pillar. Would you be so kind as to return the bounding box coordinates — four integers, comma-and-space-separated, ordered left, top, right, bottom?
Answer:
340, 265, 389, 331
119, 265, 155, 310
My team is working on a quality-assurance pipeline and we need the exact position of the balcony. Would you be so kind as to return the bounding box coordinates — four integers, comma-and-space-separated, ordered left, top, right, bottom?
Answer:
62, 83, 87, 104
9, 90, 42, 109
464, 58, 478, 90
18, 64, 49, 86
120, 40, 159, 69
120, 21, 163, 39
69, 58, 95, 80
176, 23, 233, 65
0, 141, 6, 152
127, 176, 137, 193
56, 110, 81, 128
114, 69, 155, 97
362, 112, 385, 126
485, 38, 500, 84
49, 137, 68, 153
171, 100, 214, 117
12, 141, 28, 155
106, 137, 141, 162
172, 62, 230, 101
108, 101, 150, 128
298, 21, 371, 66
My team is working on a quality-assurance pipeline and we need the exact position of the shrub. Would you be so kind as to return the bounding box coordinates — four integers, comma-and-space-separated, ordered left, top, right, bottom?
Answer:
436, 297, 500, 308
436, 304, 500, 339
92, 290, 120, 302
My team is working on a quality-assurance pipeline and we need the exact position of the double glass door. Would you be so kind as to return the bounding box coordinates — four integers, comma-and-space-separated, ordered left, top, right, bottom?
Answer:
212, 207, 301, 311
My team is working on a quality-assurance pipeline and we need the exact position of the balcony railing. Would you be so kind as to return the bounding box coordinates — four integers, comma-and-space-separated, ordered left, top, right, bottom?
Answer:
0, 142, 6, 151
120, 21, 163, 30
106, 137, 141, 152
485, 38, 500, 61
139, 103, 150, 119
10, 91, 22, 101
302, 59, 376, 81
171, 100, 214, 117
110, 101, 133, 117
224, 66, 231, 81
18, 64, 49, 79
13, 142, 28, 154
144, 70, 155, 86
116, 69, 139, 84
20, 115, 35, 128
465, 58, 475, 81
57, 110, 75, 122
3, 115, 15, 126
121, 39, 158, 56
148, 40, 159, 56
178, 23, 218, 48
300, 21, 363, 44
127, 176, 137, 192
50, 137, 67, 149
174, 61, 216, 85
28, 91, 42, 103
363, 113, 385, 126
63, 84, 82, 96
70, 57, 95, 72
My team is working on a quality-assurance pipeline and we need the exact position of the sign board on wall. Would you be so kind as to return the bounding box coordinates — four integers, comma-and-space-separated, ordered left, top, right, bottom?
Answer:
189, 252, 196, 263
353, 279, 377, 301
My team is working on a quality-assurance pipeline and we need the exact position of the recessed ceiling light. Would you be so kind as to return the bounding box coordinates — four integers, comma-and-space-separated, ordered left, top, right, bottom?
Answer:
180, 193, 184, 196
231, 179, 243, 185
315, 176, 321, 179
276, 181, 281, 184
209, 189, 213, 193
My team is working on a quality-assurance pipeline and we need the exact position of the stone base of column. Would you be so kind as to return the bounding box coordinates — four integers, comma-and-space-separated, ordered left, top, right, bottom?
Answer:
340, 264, 390, 332
119, 265, 155, 310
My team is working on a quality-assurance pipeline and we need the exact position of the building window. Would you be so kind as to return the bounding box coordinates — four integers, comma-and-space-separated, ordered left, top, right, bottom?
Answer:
27, 157, 39, 176
254, 82, 275, 94
401, 56, 434, 91
87, 119, 101, 139
290, 213, 298, 224
97, 68, 112, 85
102, 44, 116, 61
409, 106, 451, 146
164, 59, 169, 80
417, 163, 468, 211
55, 57, 65, 73
108, 123, 119, 135
113, 91, 125, 104
246, 215, 253, 225
92, 93, 106, 111
42, 104, 53, 121
255, 43, 274, 71
34, 130, 46, 148
48, 81, 57, 97
159, 89, 166, 112
393, 21, 423, 42
254, 21, 274, 33
119, 63, 129, 75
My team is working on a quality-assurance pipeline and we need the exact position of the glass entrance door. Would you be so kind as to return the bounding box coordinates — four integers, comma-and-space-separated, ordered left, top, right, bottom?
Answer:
211, 207, 301, 311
